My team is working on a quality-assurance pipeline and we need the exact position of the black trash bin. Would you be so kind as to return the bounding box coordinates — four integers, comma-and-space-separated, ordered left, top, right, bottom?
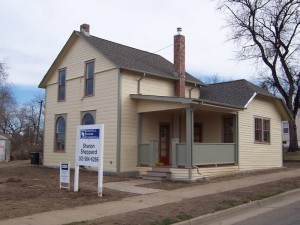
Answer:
31, 152, 39, 164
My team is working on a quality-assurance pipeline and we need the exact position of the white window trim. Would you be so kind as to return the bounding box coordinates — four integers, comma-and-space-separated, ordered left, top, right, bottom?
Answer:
254, 116, 271, 144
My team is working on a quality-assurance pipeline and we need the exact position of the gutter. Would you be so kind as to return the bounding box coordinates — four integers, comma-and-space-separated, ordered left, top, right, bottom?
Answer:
193, 99, 244, 111
137, 73, 146, 94
188, 84, 197, 98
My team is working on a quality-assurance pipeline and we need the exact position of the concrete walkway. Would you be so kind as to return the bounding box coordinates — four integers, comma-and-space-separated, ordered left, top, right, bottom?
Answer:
1, 168, 300, 225
104, 179, 164, 194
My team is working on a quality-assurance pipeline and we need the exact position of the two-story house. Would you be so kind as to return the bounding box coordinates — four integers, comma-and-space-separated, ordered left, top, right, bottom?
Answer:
39, 24, 291, 181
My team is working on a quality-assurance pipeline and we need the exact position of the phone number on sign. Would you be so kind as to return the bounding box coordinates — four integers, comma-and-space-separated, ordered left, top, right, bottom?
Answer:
78, 156, 99, 162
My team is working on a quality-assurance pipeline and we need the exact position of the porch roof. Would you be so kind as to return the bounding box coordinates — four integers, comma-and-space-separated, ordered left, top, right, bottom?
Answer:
130, 94, 244, 112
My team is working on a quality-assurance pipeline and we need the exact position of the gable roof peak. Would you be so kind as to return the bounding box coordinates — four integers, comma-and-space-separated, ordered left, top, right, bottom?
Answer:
75, 30, 205, 86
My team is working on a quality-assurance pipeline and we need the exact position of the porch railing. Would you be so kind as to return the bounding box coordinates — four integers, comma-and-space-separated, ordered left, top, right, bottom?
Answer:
138, 140, 157, 166
172, 140, 236, 167
138, 140, 236, 167
193, 143, 236, 165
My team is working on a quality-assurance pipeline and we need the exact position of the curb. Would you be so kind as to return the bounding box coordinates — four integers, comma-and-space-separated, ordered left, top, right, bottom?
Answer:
174, 188, 300, 225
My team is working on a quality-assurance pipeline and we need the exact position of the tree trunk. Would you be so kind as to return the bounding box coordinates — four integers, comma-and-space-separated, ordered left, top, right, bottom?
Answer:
288, 120, 299, 152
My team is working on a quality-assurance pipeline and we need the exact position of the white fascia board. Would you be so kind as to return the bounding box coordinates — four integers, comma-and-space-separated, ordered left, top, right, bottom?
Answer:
244, 92, 257, 108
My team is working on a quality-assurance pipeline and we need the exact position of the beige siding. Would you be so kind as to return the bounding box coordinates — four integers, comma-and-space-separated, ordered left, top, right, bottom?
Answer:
47, 37, 115, 85
120, 72, 139, 171
43, 37, 118, 171
169, 166, 238, 181
140, 76, 174, 96
170, 168, 190, 181
238, 96, 283, 171
192, 166, 238, 180
138, 101, 188, 113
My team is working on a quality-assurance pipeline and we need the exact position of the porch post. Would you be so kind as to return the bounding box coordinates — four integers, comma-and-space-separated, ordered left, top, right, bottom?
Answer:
171, 138, 179, 167
234, 114, 238, 164
185, 108, 194, 168
149, 140, 157, 167
137, 113, 142, 166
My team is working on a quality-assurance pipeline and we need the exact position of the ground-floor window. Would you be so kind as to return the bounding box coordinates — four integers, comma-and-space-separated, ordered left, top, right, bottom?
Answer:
81, 111, 96, 125
223, 117, 234, 143
55, 114, 66, 151
255, 117, 270, 143
282, 122, 289, 134
194, 123, 203, 143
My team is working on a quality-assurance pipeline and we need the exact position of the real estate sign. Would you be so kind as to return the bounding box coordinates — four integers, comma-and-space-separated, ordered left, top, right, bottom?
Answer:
77, 128, 101, 167
60, 162, 70, 190
74, 124, 104, 197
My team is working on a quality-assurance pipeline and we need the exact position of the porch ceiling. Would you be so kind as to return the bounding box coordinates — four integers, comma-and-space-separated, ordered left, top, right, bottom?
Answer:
130, 94, 243, 113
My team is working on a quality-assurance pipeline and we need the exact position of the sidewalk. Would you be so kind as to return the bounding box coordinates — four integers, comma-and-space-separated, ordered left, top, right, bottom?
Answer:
1, 168, 300, 225
175, 188, 300, 225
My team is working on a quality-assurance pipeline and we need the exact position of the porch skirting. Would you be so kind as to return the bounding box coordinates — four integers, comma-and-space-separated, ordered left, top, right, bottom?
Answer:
137, 165, 239, 181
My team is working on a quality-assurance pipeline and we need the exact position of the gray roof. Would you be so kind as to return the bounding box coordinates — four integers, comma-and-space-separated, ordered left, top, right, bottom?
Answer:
76, 31, 205, 85
201, 79, 278, 108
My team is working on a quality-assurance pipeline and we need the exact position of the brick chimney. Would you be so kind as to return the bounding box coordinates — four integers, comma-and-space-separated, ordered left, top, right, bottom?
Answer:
80, 24, 90, 36
174, 27, 185, 98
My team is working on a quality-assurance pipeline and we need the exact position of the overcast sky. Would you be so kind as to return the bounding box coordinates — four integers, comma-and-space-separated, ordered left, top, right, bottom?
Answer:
0, 0, 258, 101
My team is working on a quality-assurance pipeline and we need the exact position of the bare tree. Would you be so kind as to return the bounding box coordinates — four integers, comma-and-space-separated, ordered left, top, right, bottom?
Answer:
0, 61, 17, 135
23, 94, 44, 146
0, 61, 8, 83
217, 0, 300, 151
204, 74, 233, 84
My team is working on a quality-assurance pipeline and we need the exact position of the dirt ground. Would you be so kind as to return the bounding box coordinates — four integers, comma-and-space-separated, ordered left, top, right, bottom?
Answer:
86, 177, 300, 225
0, 160, 299, 224
0, 160, 134, 220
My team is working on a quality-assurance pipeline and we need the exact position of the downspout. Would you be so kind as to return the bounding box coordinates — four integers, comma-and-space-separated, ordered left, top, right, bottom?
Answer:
137, 73, 146, 94
116, 69, 122, 173
188, 83, 197, 98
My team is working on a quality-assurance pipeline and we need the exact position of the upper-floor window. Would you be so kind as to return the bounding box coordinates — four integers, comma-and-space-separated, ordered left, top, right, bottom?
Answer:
85, 61, 94, 96
255, 117, 270, 143
55, 115, 66, 151
82, 113, 95, 125
58, 69, 66, 101
283, 122, 289, 134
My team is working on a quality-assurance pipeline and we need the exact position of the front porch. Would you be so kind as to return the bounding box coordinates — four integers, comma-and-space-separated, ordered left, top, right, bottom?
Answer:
139, 141, 236, 167
138, 141, 238, 181
132, 95, 241, 181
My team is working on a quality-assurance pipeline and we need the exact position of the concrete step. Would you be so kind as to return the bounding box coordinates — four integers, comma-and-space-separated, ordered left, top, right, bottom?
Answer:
142, 168, 172, 181
142, 174, 167, 181
146, 171, 171, 177
151, 167, 171, 172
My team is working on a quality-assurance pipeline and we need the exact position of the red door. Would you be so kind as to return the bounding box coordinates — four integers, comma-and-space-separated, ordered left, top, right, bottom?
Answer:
159, 124, 170, 165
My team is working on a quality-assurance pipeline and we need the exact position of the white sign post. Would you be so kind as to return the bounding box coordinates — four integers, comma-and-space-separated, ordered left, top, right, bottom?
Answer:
60, 162, 70, 190
74, 124, 104, 197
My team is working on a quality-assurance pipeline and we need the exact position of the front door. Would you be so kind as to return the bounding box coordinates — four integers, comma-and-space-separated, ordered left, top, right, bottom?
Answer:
159, 124, 170, 165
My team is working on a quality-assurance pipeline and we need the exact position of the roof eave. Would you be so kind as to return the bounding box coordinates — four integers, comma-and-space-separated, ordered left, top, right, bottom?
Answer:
38, 31, 79, 88
195, 99, 244, 110
130, 94, 243, 111
121, 67, 206, 86
75, 31, 118, 69
256, 93, 293, 121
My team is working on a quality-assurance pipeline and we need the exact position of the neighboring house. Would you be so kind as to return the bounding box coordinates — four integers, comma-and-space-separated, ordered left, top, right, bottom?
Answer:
282, 113, 300, 149
39, 24, 291, 181
0, 133, 11, 162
